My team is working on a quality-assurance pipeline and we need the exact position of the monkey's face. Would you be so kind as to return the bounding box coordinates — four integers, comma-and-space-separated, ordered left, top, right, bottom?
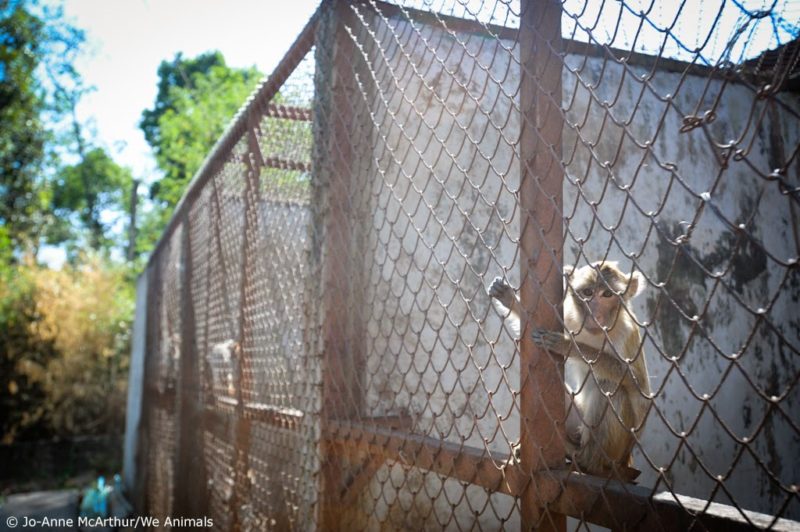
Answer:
564, 262, 641, 338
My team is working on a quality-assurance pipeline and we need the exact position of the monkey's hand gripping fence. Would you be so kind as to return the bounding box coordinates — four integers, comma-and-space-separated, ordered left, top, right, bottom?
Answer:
129, 0, 800, 530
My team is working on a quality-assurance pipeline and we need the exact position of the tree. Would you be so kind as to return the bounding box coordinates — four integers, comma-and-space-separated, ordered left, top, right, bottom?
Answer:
0, 2, 48, 257
0, 264, 57, 443
50, 147, 134, 253
0, 0, 111, 260
140, 52, 261, 204
140, 51, 229, 153
0, 3, 138, 446
135, 52, 261, 256
30, 258, 134, 437
0, 257, 134, 442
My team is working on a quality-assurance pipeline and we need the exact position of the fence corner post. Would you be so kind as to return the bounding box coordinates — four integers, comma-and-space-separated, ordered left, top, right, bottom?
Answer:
519, 0, 566, 530
312, 0, 362, 528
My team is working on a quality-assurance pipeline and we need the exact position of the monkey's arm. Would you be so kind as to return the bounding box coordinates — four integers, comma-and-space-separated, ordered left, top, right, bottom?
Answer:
530, 329, 591, 359
532, 329, 637, 393
531, 329, 628, 370
488, 277, 523, 337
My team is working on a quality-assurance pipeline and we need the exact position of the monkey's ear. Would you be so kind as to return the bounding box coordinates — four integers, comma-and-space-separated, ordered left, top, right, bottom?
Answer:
627, 271, 647, 299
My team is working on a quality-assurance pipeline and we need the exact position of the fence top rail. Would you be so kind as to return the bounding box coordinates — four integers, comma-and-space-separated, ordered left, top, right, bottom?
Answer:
362, 0, 798, 93
144, 4, 321, 270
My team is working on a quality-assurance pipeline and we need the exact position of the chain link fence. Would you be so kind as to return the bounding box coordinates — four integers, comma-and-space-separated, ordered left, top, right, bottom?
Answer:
129, 0, 800, 529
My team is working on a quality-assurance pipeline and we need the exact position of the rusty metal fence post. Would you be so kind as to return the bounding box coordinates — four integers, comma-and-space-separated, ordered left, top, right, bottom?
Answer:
519, 0, 565, 530
224, 129, 264, 531
313, 1, 364, 528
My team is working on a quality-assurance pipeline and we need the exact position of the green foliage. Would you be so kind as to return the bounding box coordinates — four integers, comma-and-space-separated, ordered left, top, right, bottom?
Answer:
0, 3, 136, 444
137, 52, 261, 255
0, 258, 134, 442
0, 2, 48, 254
133, 203, 171, 261
141, 52, 261, 207
140, 51, 227, 152
0, 0, 98, 258
50, 147, 134, 252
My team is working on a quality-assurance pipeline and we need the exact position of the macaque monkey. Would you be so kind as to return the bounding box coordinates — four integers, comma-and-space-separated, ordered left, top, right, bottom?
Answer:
489, 262, 651, 477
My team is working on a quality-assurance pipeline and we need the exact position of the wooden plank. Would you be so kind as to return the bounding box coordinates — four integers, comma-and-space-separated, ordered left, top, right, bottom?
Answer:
552, 472, 800, 532
325, 419, 526, 497
339, 455, 384, 507
208, 399, 303, 431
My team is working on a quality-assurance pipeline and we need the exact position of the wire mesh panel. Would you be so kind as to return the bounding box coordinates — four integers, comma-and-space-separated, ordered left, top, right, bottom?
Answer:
134, 0, 800, 530
314, 1, 526, 529
137, 14, 320, 531
555, 0, 800, 526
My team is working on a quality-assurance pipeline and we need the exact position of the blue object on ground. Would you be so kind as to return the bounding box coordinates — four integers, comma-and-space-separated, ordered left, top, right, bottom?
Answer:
78, 476, 111, 519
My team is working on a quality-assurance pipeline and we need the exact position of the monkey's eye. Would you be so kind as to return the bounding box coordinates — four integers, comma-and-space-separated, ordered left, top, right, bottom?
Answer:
581, 288, 594, 298
601, 289, 614, 298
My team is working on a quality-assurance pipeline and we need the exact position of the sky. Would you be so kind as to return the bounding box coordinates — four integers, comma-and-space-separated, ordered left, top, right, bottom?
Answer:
62, 0, 321, 183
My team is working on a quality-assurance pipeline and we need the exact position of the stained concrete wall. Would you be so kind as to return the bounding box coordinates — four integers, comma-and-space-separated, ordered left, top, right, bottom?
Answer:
347, 12, 799, 529
562, 52, 800, 520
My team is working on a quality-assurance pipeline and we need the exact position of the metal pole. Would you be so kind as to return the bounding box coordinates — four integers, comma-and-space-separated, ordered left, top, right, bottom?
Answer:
519, 0, 565, 529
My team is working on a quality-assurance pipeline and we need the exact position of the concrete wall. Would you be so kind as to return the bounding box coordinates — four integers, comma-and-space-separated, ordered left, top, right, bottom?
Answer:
346, 11, 799, 528
349, 14, 522, 529
562, 52, 800, 519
